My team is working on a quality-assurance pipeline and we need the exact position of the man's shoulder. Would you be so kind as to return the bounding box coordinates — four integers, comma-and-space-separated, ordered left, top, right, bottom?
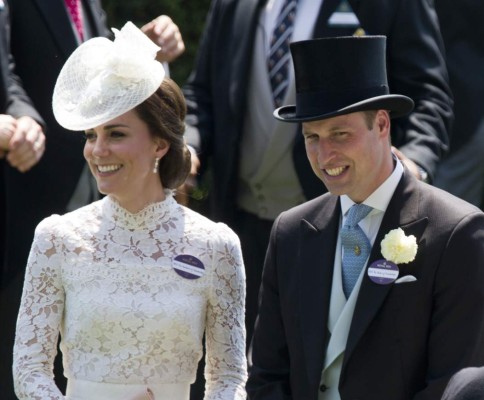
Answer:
418, 181, 483, 221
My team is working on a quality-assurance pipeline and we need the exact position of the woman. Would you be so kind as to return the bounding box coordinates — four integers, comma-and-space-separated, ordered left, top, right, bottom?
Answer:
13, 22, 247, 400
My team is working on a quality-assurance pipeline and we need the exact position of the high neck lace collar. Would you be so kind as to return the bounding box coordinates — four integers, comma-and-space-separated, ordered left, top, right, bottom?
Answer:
102, 191, 178, 229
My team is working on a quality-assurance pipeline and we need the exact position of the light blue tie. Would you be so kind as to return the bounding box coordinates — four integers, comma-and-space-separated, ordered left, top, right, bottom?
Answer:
341, 204, 373, 298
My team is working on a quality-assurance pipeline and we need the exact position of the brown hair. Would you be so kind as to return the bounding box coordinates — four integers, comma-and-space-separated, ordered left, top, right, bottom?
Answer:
135, 78, 191, 189
362, 110, 378, 129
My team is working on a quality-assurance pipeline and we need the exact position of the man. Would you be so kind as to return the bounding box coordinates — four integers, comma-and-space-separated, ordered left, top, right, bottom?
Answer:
1, 1, 184, 398
433, 0, 484, 210
0, 0, 45, 170
183, 0, 453, 345
0, 0, 45, 273
0, 1, 46, 396
246, 36, 484, 399
441, 367, 484, 400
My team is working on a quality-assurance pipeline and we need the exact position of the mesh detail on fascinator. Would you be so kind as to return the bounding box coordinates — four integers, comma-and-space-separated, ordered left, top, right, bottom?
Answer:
53, 21, 165, 131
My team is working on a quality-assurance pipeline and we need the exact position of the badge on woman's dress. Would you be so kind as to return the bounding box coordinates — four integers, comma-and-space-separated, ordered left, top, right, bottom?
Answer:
172, 254, 205, 279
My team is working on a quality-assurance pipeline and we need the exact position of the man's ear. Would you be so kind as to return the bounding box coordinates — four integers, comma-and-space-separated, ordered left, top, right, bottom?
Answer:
376, 110, 391, 137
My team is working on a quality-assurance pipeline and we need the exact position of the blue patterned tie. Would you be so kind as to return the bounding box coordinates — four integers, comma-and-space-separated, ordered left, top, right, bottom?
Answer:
341, 204, 373, 298
268, 0, 298, 108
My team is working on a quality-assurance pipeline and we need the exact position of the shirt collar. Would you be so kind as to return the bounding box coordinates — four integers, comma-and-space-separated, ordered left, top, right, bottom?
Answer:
340, 157, 404, 218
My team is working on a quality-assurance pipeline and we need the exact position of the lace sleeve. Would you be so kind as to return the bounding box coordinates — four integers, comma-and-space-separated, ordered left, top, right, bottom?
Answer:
13, 216, 66, 400
204, 224, 248, 400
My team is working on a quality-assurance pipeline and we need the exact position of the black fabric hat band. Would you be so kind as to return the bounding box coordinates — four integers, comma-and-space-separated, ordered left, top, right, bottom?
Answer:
296, 85, 389, 118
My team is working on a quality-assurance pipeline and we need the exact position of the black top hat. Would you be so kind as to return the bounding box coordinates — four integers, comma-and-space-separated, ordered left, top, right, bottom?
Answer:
274, 36, 414, 122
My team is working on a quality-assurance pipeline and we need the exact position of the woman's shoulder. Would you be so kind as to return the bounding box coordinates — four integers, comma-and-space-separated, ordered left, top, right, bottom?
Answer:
35, 200, 102, 234
181, 205, 240, 244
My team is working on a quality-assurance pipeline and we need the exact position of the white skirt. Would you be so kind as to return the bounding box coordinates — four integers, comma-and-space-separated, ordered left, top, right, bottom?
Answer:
65, 379, 191, 400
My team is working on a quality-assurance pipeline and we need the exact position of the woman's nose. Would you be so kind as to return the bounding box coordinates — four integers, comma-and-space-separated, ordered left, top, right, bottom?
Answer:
91, 137, 109, 156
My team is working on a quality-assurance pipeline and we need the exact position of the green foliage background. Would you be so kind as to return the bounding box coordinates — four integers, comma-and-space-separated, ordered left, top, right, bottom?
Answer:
102, 0, 212, 87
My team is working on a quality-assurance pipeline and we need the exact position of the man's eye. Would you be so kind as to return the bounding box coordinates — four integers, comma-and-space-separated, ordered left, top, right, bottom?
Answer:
304, 134, 318, 141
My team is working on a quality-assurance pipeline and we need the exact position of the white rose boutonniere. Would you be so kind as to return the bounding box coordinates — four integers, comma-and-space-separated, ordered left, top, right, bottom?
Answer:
380, 228, 418, 264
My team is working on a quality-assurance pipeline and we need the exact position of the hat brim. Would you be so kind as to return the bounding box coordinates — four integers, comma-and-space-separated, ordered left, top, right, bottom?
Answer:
53, 23, 165, 131
273, 95, 414, 122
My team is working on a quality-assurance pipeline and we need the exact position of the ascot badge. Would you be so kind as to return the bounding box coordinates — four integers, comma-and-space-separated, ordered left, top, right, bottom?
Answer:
368, 228, 418, 285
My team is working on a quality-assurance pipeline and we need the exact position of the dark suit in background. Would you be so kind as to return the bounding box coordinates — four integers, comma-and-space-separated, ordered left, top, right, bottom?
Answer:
183, 0, 453, 346
434, 0, 484, 209
0, 1, 110, 398
0, 1, 43, 121
0, 0, 44, 283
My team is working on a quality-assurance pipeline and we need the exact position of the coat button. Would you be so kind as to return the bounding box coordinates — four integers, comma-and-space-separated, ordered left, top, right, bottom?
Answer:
319, 384, 328, 392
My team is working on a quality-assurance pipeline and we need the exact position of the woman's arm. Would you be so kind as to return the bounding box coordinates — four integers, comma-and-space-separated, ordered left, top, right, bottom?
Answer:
204, 224, 247, 399
13, 216, 65, 400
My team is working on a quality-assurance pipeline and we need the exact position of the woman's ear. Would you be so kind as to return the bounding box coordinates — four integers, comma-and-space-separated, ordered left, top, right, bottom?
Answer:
155, 139, 170, 159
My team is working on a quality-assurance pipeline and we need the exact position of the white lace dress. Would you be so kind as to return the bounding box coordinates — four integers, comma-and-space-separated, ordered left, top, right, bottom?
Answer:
13, 193, 247, 400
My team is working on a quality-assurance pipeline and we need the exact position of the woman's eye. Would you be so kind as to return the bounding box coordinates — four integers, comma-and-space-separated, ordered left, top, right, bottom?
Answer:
85, 132, 96, 141
110, 131, 125, 138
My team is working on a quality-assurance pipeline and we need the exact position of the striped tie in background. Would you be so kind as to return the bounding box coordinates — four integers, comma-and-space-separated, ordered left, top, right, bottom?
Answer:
267, 0, 298, 108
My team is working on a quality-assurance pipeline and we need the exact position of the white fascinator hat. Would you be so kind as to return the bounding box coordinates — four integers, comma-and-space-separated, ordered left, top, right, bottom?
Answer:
53, 21, 165, 131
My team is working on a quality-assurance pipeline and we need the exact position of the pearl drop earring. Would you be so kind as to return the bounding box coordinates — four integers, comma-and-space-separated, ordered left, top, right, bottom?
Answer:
153, 157, 160, 174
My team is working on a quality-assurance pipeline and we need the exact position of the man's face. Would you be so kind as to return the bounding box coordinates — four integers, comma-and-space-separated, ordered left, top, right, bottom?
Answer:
302, 111, 393, 203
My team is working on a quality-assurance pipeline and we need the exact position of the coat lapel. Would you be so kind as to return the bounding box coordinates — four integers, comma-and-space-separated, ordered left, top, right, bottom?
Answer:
343, 172, 429, 369
83, 0, 107, 38
299, 195, 341, 389
34, 0, 77, 58
229, 0, 265, 114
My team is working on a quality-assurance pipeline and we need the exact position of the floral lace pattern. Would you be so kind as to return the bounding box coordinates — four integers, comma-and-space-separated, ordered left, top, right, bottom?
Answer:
13, 194, 247, 399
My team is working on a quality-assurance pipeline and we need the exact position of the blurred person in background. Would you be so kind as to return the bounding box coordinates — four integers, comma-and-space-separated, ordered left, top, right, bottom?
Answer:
433, 0, 484, 210
0, 0, 46, 286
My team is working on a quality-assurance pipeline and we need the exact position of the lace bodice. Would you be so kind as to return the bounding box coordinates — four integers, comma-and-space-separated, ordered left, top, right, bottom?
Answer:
13, 194, 247, 399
